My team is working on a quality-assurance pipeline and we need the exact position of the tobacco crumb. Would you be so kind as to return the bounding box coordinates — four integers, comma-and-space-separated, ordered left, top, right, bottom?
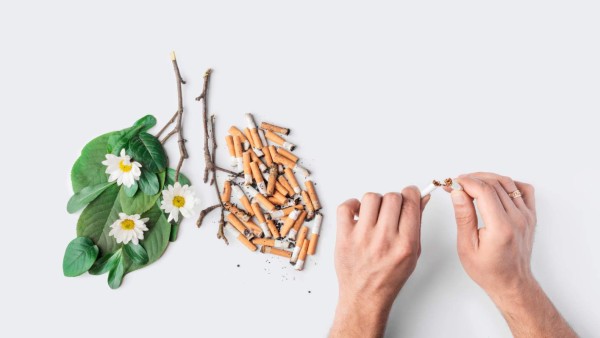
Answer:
308, 290, 311, 294
237, 264, 240, 268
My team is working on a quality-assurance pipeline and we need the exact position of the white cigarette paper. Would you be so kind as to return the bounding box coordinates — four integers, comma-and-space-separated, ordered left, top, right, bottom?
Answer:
420, 183, 438, 198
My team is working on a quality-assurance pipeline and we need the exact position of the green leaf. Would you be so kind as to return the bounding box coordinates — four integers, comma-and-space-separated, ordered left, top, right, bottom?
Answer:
124, 181, 138, 197
127, 205, 171, 273
133, 115, 157, 132
71, 132, 116, 193
108, 125, 142, 155
77, 184, 122, 255
67, 181, 115, 213
108, 255, 125, 289
138, 170, 159, 196
63, 237, 99, 277
120, 171, 165, 215
169, 223, 180, 242
124, 242, 149, 265
89, 249, 122, 275
129, 132, 168, 173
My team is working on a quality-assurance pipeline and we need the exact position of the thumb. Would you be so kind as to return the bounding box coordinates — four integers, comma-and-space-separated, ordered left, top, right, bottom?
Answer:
451, 190, 479, 254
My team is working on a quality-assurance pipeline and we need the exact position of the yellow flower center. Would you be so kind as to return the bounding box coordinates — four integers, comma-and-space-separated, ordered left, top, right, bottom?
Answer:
173, 196, 186, 208
120, 219, 135, 230
119, 160, 132, 173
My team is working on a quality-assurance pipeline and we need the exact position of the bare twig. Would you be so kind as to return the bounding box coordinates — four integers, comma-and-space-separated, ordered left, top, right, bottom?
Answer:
196, 69, 213, 184
155, 111, 178, 139
196, 204, 220, 226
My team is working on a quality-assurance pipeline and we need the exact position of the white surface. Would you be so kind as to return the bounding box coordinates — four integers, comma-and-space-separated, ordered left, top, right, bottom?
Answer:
1, 1, 599, 337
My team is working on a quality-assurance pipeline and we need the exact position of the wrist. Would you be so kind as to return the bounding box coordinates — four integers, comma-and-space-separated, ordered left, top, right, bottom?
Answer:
486, 275, 540, 311
331, 293, 392, 338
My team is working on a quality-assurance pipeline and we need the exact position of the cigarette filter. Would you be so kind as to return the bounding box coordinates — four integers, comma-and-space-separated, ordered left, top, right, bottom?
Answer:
223, 202, 251, 222
287, 210, 307, 240
266, 219, 280, 239
307, 213, 322, 255
290, 226, 308, 264
221, 179, 232, 203
280, 209, 301, 238
260, 245, 293, 259
252, 238, 292, 249
227, 213, 253, 240
269, 191, 287, 205
229, 126, 250, 150
278, 175, 295, 196
274, 181, 289, 197
301, 190, 315, 220
276, 147, 298, 163
225, 223, 257, 252
260, 121, 290, 135
248, 149, 267, 171
244, 127, 255, 149
262, 146, 273, 166
243, 151, 252, 185
273, 153, 296, 168
265, 130, 295, 151
267, 145, 277, 163
246, 186, 276, 212
251, 202, 271, 238
250, 161, 267, 195
233, 184, 254, 216
233, 135, 243, 169
258, 129, 268, 149
266, 165, 278, 196
225, 135, 236, 167
294, 239, 310, 271
243, 219, 264, 238
304, 178, 321, 210
284, 168, 301, 194
269, 205, 303, 219
245, 113, 264, 149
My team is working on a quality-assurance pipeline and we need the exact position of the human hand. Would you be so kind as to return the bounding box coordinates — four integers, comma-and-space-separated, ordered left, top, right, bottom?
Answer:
330, 187, 429, 338
449, 172, 537, 298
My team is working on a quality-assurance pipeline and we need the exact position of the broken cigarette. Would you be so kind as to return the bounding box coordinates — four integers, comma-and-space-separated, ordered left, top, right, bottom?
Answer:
246, 186, 276, 212
264, 130, 296, 151
224, 223, 257, 252
232, 184, 254, 216
287, 210, 307, 241
225, 135, 236, 167
250, 161, 267, 195
290, 226, 308, 265
243, 151, 252, 185
260, 245, 293, 259
260, 122, 290, 135
221, 178, 232, 203
294, 239, 310, 271
252, 238, 293, 249
229, 126, 250, 150
280, 209, 301, 238
251, 202, 271, 238
420, 178, 462, 198
304, 177, 321, 210
307, 213, 322, 256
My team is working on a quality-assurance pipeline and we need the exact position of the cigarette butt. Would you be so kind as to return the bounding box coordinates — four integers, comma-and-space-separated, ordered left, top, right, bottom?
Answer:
284, 168, 301, 194
225, 223, 257, 251
420, 182, 438, 198
275, 181, 289, 197
290, 226, 309, 264
258, 129, 268, 148
243, 127, 255, 149
278, 175, 296, 196
233, 184, 254, 216
276, 147, 298, 163
233, 135, 243, 168
251, 202, 271, 238
244, 219, 264, 238
305, 179, 321, 210
287, 210, 307, 240
250, 161, 267, 195
280, 209, 301, 238
295, 239, 310, 271
225, 135, 236, 167
250, 128, 263, 149
266, 219, 280, 239
229, 126, 250, 150
248, 149, 267, 171
273, 153, 296, 168
227, 213, 253, 240
247, 186, 276, 212
260, 245, 293, 259
301, 190, 315, 220
308, 213, 322, 255
223, 202, 251, 222
265, 130, 296, 151
243, 152, 252, 185
269, 191, 287, 205
252, 238, 292, 249
268, 145, 277, 162
221, 179, 232, 203
260, 122, 290, 135
270, 205, 304, 219
266, 165, 278, 196
262, 146, 273, 166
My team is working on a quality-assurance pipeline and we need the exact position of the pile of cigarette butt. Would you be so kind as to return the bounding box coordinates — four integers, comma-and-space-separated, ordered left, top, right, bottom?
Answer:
221, 113, 322, 271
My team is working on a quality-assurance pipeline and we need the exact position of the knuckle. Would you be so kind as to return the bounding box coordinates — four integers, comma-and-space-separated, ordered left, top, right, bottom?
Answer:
383, 192, 403, 205
500, 175, 513, 185
362, 192, 382, 203
455, 212, 476, 226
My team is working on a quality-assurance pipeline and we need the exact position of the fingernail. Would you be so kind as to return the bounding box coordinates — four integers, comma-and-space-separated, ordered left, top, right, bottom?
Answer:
451, 191, 465, 205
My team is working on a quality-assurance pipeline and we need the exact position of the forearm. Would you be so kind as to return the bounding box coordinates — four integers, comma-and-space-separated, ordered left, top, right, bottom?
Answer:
489, 279, 577, 338
329, 295, 392, 338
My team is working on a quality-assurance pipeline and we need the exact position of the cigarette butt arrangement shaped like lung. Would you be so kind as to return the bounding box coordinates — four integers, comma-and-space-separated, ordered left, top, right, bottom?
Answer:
219, 114, 323, 271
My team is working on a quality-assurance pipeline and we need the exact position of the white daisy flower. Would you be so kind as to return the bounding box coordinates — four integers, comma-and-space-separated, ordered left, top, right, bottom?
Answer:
109, 213, 149, 245
160, 182, 199, 222
101, 149, 142, 188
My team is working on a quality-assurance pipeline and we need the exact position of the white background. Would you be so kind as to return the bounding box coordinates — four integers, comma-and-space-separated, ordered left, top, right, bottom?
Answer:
1, 1, 599, 337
